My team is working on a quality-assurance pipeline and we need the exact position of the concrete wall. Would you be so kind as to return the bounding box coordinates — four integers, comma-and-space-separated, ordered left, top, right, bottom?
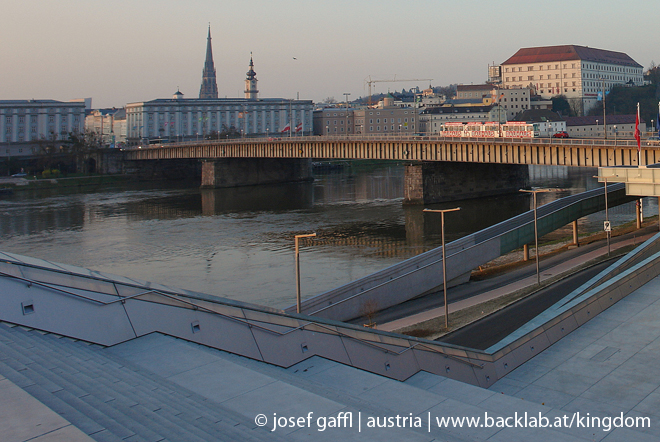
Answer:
1, 234, 659, 388
200, 158, 312, 188
404, 162, 530, 204
123, 158, 201, 180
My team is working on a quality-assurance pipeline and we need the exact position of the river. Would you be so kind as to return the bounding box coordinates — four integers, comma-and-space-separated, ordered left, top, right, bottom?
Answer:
1, 164, 655, 309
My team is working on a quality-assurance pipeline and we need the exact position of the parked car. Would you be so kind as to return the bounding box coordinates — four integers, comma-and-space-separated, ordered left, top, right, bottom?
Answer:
11, 172, 27, 177
552, 131, 569, 138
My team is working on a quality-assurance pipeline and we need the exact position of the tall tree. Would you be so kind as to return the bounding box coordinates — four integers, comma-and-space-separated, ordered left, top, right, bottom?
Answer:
66, 130, 102, 174
551, 95, 573, 117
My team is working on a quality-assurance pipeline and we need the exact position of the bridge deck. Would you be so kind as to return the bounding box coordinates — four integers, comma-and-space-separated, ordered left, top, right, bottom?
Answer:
124, 136, 660, 168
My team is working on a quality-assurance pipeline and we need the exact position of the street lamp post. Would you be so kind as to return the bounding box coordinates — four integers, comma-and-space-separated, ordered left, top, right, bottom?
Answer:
423, 207, 460, 329
295, 233, 317, 314
343, 93, 351, 139
519, 189, 552, 285
601, 77, 607, 140
596, 175, 617, 256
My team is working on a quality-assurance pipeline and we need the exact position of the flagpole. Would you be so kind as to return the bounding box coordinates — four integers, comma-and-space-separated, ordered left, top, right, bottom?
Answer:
637, 102, 642, 167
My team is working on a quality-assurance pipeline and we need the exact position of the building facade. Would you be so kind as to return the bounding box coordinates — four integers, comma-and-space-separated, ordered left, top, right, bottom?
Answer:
127, 30, 313, 143
511, 109, 566, 137
85, 108, 126, 147
126, 91, 313, 143
0, 100, 86, 157
418, 105, 506, 134
454, 85, 531, 120
313, 106, 418, 136
313, 108, 355, 135
500, 45, 644, 115
565, 115, 644, 138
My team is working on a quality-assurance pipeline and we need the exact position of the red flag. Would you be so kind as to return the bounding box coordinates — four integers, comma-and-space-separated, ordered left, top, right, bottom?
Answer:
295, 122, 303, 133
280, 123, 291, 133
634, 103, 641, 151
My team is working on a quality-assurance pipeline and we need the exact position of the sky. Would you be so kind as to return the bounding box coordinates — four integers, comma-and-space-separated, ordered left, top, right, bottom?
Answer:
1, 0, 657, 109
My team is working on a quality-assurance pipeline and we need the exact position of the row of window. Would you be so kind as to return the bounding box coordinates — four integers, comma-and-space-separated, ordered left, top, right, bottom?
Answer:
506, 63, 640, 74
506, 63, 574, 73
130, 105, 306, 113
324, 110, 414, 117
1, 107, 79, 114
324, 118, 413, 125
6, 115, 79, 124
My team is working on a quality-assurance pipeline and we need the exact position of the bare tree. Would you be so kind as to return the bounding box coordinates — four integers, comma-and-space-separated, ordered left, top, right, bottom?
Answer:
67, 130, 102, 174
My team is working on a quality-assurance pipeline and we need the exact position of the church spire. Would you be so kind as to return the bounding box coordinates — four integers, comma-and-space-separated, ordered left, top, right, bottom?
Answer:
244, 52, 259, 100
199, 25, 218, 99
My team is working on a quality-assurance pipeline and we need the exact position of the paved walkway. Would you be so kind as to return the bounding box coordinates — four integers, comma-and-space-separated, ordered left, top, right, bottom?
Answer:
0, 373, 93, 442
378, 232, 655, 333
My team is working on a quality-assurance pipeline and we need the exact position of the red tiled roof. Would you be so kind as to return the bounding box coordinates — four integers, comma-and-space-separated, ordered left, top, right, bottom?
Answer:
502, 45, 642, 68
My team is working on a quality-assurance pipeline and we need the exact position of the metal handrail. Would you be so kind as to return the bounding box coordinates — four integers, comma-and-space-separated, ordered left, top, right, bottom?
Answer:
0, 266, 485, 368
306, 183, 626, 315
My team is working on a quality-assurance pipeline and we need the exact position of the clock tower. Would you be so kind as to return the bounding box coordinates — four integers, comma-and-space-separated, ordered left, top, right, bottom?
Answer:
244, 54, 259, 100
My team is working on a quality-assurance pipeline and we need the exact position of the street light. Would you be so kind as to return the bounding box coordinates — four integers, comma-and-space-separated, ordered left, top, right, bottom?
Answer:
600, 77, 607, 140
596, 175, 617, 256
343, 93, 351, 139
423, 207, 460, 329
519, 189, 552, 285
295, 233, 317, 314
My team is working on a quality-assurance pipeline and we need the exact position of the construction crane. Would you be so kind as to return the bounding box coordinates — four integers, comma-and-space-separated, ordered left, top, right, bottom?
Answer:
365, 75, 434, 106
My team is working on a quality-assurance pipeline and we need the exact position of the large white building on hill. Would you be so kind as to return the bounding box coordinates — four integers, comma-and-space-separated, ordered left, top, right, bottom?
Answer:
498, 45, 644, 115
1, 99, 86, 157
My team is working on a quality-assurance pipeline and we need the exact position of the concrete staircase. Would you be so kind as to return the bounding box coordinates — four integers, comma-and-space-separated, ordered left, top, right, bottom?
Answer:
0, 322, 288, 442
0, 322, 587, 442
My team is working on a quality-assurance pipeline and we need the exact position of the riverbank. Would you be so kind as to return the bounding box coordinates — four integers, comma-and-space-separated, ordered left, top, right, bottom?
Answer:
381, 219, 660, 340
0, 174, 134, 192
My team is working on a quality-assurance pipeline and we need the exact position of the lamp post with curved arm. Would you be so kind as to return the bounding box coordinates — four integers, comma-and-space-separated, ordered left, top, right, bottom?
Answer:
423, 207, 460, 329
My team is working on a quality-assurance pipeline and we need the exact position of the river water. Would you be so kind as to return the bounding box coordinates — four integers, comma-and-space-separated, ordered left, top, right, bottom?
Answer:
1, 164, 655, 309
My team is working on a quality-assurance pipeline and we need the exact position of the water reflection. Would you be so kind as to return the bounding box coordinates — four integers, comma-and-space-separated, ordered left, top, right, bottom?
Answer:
0, 164, 655, 309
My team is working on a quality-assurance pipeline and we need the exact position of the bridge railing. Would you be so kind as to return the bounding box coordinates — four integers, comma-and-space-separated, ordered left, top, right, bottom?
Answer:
125, 134, 659, 150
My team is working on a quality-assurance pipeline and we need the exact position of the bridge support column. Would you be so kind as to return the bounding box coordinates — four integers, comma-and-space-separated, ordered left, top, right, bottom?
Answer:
404, 162, 530, 205
200, 158, 312, 188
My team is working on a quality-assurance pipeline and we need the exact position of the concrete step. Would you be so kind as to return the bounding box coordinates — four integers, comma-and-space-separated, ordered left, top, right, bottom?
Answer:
105, 334, 473, 442
0, 323, 285, 442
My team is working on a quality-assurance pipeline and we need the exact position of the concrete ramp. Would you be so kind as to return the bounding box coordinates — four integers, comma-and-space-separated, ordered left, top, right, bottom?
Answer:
293, 183, 635, 322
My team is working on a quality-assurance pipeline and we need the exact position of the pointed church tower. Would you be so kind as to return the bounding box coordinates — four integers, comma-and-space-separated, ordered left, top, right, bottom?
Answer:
244, 53, 259, 100
199, 26, 218, 99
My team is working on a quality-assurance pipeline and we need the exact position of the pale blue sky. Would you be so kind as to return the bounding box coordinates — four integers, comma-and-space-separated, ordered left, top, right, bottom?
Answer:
1, 0, 656, 108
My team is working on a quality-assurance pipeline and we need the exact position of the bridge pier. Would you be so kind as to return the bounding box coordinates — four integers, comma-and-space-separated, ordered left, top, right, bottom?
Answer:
200, 158, 313, 188
404, 162, 530, 205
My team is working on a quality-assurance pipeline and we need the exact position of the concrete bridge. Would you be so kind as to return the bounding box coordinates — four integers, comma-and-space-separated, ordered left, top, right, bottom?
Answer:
123, 135, 660, 204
